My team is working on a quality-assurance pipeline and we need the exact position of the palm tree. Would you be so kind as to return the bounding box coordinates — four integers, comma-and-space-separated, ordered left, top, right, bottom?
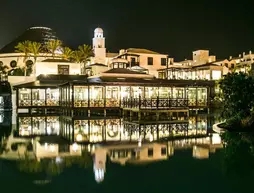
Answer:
15, 41, 30, 61
0, 61, 8, 81
71, 50, 82, 63
61, 47, 74, 60
27, 41, 42, 76
77, 44, 94, 74
0, 61, 8, 74
45, 40, 62, 58
15, 41, 30, 76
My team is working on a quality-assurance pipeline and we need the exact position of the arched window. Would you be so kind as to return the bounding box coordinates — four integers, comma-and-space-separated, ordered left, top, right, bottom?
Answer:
26, 60, 33, 67
10, 60, 17, 68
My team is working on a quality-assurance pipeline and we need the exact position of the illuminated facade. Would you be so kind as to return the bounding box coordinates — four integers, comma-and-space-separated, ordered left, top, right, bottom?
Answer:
158, 63, 225, 80
0, 121, 223, 183
14, 71, 215, 117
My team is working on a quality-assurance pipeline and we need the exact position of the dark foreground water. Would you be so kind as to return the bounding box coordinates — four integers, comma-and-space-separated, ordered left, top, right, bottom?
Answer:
0, 148, 254, 193
1, 112, 254, 193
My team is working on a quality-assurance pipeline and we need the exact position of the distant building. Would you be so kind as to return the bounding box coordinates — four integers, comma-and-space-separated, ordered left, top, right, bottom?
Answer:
88, 27, 169, 77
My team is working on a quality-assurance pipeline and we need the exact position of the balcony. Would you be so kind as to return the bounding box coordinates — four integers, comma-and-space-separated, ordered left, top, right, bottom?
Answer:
129, 62, 140, 67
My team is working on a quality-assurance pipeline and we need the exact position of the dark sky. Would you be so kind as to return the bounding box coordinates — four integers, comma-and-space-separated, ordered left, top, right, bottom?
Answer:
1, 0, 254, 60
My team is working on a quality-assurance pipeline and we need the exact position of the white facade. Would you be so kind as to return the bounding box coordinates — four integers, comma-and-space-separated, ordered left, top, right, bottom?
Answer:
0, 53, 51, 69
92, 28, 106, 64
192, 50, 216, 65
93, 148, 107, 183
35, 60, 81, 76
116, 48, 169, 77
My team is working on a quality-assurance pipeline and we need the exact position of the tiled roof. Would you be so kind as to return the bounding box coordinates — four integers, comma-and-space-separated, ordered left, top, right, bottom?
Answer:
212, 59, 225, 63
13, 81, 59, 88
104, 68, 146, 74
37, 74, 88, 82
106, 53, 118, 58
87, 77, 215, 86
229, 57, 242, 61
41, 59, 70, 63
126, 48, 160, 54
89, 63, 107, 67
192, 63, 219, 68
129, 66, 148, 71
13, 74, 89, 88
13, 76, 215, 88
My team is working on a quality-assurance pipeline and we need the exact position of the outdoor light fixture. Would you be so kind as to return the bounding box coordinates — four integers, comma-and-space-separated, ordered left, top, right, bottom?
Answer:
0, 113, 3, 123
72, 143, 79, 151
76, 134, 83, 141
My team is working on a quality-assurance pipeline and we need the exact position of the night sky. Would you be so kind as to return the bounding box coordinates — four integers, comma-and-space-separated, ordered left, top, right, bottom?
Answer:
1, 0, 254, 61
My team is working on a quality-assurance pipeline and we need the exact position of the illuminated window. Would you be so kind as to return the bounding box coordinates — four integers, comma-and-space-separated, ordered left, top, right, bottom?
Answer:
212, 70, 221, 80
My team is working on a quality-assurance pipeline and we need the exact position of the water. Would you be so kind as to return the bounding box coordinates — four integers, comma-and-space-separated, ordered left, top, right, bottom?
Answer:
0, 111, 254, 193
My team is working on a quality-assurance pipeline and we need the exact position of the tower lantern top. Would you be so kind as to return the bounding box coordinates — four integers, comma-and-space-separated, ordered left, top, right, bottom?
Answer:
94, 27, 103, 38
94, 27, 103, 33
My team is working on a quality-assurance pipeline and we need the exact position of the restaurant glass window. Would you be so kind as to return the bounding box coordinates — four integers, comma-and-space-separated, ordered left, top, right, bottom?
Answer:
46, 88, 59, 106
74, 86, 89, 107
18, 88, 31, 106
106, 86, 120, 107
32, 89, 46, 106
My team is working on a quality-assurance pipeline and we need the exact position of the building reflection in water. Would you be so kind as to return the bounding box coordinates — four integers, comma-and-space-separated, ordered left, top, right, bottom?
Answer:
0, 111, 12, 144
91, 133, 223, 182
18, 116, 59, 136
7, 113, 223, 183
17, 114, 211, 143
0, 133, 223, 183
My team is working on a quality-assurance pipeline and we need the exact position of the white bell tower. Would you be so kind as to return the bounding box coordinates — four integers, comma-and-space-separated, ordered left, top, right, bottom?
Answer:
92, 27, 106, 63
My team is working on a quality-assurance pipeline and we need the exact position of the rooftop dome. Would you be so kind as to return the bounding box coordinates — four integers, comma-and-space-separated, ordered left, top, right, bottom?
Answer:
0, 26, 61, 54
94, 27, 103, 33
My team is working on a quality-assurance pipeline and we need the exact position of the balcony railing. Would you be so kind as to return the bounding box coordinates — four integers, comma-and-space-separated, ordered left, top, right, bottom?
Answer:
130, 62, 140, 67
122, 98, 188, 109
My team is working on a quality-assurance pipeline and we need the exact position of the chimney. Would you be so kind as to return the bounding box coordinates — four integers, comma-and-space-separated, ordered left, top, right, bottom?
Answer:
243, 52, 245, 56
239, 54, 241, 57
229, 56, 232, 60
250, 50, 252, 55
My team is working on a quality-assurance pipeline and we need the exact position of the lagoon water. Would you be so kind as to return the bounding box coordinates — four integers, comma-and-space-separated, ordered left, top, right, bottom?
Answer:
0, 112, 253, 193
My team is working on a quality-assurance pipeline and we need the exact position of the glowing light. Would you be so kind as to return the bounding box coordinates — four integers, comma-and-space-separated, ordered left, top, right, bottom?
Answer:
212, 133, 221, 144
49, 144, 55, 152
0, 114, 3, 123
76, 134, 82, 141
72, 143, 79, 151
149, 135, 153, 142
47, 126, 51, 134
91, 90, 98, 99
56, 157, 62, 163
138, 137, 142, 147
21, 129, 25, 136
94, 168, 105, 183
29, 26, 52, 30
121, 91, 127, 98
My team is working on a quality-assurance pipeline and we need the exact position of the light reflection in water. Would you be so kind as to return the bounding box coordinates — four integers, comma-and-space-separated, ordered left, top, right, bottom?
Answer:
0, 112, 224, 183
1, 127, 223, 184
17, 114, 215, 143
